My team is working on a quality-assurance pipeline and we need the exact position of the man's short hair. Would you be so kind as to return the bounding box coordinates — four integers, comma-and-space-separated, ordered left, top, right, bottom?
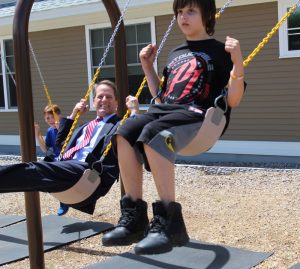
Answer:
93, 80, 118, 100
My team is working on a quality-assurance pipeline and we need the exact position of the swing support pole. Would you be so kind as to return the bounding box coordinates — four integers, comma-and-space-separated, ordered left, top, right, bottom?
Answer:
12, 0, 128, 268
13, 0, 45, 268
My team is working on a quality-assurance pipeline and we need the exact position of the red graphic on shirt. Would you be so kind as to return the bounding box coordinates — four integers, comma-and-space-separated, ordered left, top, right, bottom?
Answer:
165, 59, 201, 99
162, 52, 212, 105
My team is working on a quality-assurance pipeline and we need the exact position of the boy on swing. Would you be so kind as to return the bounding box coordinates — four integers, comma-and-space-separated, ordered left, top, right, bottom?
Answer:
102, 0, 245, 255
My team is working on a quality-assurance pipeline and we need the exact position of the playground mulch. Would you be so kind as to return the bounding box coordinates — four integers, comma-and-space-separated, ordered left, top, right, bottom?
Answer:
0, 157, 299, 269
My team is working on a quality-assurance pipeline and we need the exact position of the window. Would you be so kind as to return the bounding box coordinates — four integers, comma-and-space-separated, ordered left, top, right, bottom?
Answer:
278, 1, 300, 58
0, 0, 46, 8
287, 6, 300, 50
0, 0, 17, 9
86, 19, 155, 106
0, 38, 17, 110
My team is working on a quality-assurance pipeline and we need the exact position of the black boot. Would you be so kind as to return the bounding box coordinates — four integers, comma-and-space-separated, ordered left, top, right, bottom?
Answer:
134, 201, 189, 255
102, 196, 149, 246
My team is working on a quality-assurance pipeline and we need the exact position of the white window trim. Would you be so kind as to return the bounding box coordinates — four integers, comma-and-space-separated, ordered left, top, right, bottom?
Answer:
0, 36, 17, 112
85, 17, 156, 111
278, 0, 300, 58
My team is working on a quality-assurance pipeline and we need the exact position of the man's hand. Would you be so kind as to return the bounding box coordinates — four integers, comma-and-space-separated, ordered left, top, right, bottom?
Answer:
69, 99, 88, 119
126, 95, 139, 115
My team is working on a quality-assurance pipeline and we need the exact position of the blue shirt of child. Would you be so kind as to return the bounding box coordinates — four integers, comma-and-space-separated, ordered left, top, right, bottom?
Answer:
45, 127, 61, 157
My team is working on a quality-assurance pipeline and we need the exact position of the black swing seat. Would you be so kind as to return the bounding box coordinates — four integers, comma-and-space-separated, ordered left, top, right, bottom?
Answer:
178, 95, 227, 156
51, 169, 101, 205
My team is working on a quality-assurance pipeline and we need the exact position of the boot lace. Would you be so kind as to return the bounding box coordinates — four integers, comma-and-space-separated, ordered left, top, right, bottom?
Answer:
148, 215, 167, 233
116, 208, 135, 227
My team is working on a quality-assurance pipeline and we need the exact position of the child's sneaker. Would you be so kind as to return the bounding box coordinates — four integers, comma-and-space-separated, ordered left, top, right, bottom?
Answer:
57, 202, 69, 216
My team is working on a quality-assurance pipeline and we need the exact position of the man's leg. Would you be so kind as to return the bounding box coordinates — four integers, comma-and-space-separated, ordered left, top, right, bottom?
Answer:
0, 160, 88, 193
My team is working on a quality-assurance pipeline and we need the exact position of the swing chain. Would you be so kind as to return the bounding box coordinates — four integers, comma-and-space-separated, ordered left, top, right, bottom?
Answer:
155, 16, 176, 61
98, 0, 131, 68
216, 0, 234, 19
29, 39, 46, 87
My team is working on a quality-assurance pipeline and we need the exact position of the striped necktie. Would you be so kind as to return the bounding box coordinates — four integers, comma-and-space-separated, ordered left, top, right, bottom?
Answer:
62, 117, 102, 160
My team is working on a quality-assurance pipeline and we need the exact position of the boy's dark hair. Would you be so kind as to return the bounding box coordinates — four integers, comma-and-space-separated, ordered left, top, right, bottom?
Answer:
43, 104, 61, 115
173, 0, 216, 36
93, 80, 118, 100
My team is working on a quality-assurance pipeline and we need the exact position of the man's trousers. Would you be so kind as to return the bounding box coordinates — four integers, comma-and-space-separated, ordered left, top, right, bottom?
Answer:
0, 160, 88, 193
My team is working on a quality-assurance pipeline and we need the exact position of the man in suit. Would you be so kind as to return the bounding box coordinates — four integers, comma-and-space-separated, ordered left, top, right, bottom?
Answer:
0, 80, 138, 214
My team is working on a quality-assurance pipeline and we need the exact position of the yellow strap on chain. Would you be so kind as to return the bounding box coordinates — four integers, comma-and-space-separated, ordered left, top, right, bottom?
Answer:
243, 4, 298, 67
35, 84, 58, 144
42, 84, 60, 124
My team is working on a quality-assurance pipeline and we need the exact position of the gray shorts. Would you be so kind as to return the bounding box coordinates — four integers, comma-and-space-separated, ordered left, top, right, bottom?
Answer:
115, 109, 204, 170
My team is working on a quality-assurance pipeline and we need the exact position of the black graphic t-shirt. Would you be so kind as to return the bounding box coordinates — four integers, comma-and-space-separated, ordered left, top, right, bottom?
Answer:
149, 39, 232, 116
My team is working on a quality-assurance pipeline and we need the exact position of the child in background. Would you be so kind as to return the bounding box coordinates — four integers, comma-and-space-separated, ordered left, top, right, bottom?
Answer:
35, 104, 61, 159
34, 104, 69, 216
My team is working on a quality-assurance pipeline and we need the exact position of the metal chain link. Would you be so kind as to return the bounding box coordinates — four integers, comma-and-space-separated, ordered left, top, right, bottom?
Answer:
98, 0, 131, 68
29, 39, 46, 87
155, 15, 176, 61
215, 0, 234, 19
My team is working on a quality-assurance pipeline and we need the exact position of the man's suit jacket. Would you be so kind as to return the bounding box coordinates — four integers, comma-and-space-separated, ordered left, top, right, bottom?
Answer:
55, 114, 121, 214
